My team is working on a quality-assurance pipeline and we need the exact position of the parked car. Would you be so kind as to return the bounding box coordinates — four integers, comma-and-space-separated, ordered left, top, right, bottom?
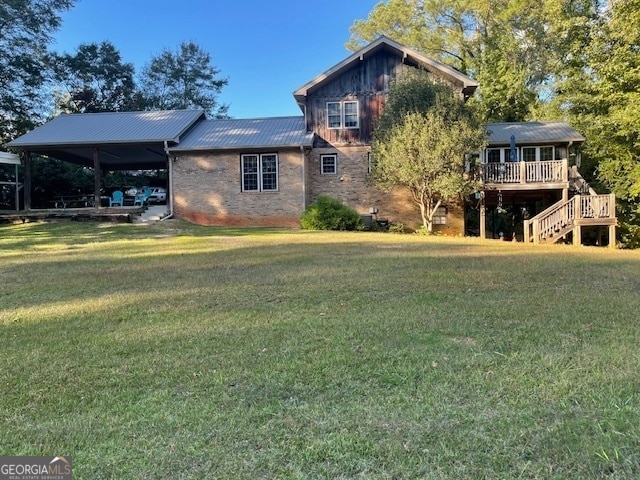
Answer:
146, 187, 167, 204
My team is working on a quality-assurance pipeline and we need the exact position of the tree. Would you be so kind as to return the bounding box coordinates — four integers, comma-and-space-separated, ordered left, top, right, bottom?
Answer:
139, 41, 229, 118
371, 73, 486, 232
50, 41, 141, 113
0, 0, 74, 144
347, 0, 602, 122
560, 0, 640, 246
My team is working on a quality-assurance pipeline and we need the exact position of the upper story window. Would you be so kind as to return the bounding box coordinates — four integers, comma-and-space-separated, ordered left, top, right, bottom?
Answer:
522, 146, 554, 162
486, 148, 517, 163
321, 154, 337, 175
326, 101, 359, 129
241, 153, 278, 192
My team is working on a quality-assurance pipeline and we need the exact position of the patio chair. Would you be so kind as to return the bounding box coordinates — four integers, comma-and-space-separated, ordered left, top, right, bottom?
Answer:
109, 190, 124, 206
133, 189, 151, 206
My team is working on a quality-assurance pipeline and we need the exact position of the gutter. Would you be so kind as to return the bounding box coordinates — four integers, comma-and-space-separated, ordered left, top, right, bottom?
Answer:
161, 140, 174, 221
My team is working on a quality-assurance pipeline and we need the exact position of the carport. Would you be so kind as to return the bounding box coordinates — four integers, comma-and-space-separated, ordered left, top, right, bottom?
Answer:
5, 109, 206, 213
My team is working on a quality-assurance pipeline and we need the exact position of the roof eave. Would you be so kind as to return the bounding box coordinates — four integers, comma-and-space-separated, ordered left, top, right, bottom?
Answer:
169, 142, 314, 154
293, 35, 478, 101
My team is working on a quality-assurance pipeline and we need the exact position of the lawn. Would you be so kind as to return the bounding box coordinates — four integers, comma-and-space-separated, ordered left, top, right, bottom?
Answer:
1, 221, 640, 479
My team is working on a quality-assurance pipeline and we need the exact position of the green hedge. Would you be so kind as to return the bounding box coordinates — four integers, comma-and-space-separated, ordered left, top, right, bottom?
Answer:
300, 195, 363, 231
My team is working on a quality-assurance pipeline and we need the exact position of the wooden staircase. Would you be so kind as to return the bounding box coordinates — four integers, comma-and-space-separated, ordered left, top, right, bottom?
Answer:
524, 193, 616, 247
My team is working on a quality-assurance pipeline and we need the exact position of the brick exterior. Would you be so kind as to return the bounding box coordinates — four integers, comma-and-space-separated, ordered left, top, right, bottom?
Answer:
173, 149, 306, 227
306, 145, 465, 233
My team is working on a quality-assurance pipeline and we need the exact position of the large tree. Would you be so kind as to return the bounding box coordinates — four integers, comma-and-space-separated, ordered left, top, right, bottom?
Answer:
0, 0, 74, 144
50, 41, 141, 113
138, 41, 229, 118
347, 0, 602, 122
559, 0, 640, 246
371, 72, 486, 232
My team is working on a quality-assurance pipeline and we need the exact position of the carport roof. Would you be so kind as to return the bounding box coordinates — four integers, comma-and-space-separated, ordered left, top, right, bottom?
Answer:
6, 109, 206, 170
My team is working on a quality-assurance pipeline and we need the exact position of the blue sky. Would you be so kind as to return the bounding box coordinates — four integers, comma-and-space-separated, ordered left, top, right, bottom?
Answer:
52, 0, 380, 119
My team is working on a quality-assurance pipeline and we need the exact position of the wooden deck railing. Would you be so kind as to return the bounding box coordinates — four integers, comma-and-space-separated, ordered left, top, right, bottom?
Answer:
524, 193, 616, 244
483, 159, 567, 185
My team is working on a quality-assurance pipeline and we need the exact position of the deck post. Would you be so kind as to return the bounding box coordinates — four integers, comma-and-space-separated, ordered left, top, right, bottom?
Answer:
24, 151, 31, 211
93, 148, 102, 209
480, 196, 486, 239
609, 224, 616, 249
520, 161, 526, 184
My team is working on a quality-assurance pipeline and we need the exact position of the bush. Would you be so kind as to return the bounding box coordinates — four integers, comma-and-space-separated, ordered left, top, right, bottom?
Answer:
300, 195, 363, 231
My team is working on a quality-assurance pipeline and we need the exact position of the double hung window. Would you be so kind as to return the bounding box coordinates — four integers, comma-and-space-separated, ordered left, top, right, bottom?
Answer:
521, 146, 554, 162
326, 101, 359, 129
241, 154, 278, 192
321, 154, 337, 175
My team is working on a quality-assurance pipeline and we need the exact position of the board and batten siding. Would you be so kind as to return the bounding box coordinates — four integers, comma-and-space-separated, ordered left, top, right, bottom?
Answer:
306, 50, 463, 147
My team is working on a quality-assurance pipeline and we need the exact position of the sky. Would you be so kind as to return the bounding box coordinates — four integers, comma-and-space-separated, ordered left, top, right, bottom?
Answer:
52, 0, 381, 119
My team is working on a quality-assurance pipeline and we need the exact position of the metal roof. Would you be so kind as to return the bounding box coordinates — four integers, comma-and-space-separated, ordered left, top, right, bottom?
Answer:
168, 116, 314, 152
293, 36, 479, 105
6, 109, 205, 148
486, 122, 585, 146
0, 151, 20, 165
5, 109, 206, 170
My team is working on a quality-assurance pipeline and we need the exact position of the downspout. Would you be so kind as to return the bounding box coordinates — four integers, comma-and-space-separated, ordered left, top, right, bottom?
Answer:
161, 141, 174, 221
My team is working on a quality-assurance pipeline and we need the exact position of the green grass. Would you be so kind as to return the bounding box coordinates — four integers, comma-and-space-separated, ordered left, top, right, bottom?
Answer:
1, 221, 640, 479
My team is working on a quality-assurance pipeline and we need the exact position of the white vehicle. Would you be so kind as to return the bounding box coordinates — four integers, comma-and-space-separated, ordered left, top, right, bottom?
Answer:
146, 187, 167, 204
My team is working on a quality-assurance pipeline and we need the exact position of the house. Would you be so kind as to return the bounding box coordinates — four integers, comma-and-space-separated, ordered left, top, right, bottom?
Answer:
5, 36, 616, 245
478, 122, 616, 246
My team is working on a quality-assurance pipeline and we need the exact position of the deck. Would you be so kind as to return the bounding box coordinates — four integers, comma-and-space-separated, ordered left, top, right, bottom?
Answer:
482, 159, 568, 190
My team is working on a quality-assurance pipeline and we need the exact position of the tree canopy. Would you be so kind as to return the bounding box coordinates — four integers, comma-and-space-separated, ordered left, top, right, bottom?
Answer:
0, 0, 74, 144
50, 41, 141, 113
371, 72, 486, 232
347, 0, 603, 122
138, 41, 229, 118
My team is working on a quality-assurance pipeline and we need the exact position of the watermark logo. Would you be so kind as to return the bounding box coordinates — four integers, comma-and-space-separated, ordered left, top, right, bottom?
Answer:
0, 456, 72, 480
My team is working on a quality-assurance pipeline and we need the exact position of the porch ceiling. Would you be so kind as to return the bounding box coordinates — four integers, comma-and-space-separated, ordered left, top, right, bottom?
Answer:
24, 143, 168, 170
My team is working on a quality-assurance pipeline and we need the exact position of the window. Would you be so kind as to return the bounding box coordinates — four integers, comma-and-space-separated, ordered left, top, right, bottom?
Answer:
321, 154, 337, 175
327, 102, 342, 128
326, 101, 359, 129
433, 206, 447, 225
487, 148, 517, 163
487, 149, 502, 163
241, 154, 278, 192
521, 146, 555, 162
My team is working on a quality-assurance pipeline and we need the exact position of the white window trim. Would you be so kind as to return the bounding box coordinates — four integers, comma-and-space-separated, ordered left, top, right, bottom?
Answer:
241, 153, 279, 192
326, 100, 359, 129
321, 154, 338, 175
433, 206, 447, 225
521, 146, 555, 162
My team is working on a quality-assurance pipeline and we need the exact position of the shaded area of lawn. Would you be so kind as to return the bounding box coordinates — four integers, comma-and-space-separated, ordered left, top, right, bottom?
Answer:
1, 222, 640, 478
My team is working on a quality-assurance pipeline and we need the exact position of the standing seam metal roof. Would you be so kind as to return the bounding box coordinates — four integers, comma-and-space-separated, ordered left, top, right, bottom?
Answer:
6, 109, 205, 147
168, 116, 314, 151
486, 122, 585, 146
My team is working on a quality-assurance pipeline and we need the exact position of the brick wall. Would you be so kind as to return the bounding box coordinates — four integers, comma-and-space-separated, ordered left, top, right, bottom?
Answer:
306, 145, 465, 233
173, 149, 305, 227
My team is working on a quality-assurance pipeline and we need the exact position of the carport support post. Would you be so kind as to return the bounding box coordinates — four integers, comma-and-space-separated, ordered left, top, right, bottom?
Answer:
24, 151, 31, 211
93, 147, 102, 208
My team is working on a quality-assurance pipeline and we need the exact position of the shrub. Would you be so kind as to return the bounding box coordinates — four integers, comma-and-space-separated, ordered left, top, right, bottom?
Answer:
300, 195, 363, 231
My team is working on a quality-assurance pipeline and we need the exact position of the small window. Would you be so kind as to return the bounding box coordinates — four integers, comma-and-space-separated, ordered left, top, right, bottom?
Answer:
241, 153, 278, 192
326, 101, 359, 129
433, 206, 447, 225
321, 154, 337, 175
